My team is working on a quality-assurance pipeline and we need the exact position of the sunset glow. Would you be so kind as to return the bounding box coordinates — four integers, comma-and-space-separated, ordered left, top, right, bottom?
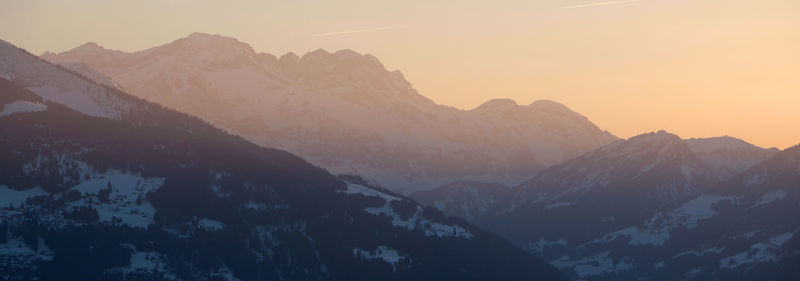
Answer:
1, 0, 798, 148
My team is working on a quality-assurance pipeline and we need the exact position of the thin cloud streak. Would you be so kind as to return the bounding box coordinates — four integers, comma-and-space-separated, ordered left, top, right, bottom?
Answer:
315, 26, 405, 37
565, 0, 639, 9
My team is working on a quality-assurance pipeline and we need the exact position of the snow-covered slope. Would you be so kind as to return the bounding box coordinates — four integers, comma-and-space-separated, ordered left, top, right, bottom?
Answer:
41, 32, 617, 193
53, 61, 120, 90
0, 100, 47, 117
563, 144, 800, 281
0, 40, 132, 119
443, 131, 789, 280
0, 44, 570, 281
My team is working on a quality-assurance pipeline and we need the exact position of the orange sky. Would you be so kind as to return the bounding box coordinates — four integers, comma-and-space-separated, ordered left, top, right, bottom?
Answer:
1, 0, 798, 148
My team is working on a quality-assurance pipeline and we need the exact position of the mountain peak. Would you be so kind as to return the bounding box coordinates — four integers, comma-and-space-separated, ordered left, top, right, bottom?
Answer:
528, 99, 572, 113
40, 41, 129, 64
162, 32, 256, 57
63, 42, 109, 54
473, 98, 519, 110
624, 130, 683, 146
641, 130, 680, 140
300, 48, 334, 62
78, 42, 102, 49
334, 49, 362, 59
298, 48, 384, 70
686, 136, 767, 153
585, 130, 687, 161
183, 32, 237, 43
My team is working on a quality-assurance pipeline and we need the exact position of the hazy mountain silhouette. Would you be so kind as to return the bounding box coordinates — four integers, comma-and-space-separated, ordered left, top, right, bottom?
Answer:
42, 32, 617, 193
414, 130, 789, 280
1, 38, 571, 281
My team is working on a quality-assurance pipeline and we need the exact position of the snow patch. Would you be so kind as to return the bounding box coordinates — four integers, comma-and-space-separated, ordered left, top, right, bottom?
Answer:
198, 218, 226, 232
107, 251, 178, 280
749, 190, 787, 209
526, 237, 567, 252
545, 202, 574, 210
241, 201, 269, 211
0, 186, 47, 208
595, 195, 732, 246
552, 252, 634, 277
353, 246, 407, 271
27, 85, 111, 118
0, 100, 47, 117
719, 228, 799, 268
68, 171, 165, 229
342, 183, 472, 238
672, 247, 725, 259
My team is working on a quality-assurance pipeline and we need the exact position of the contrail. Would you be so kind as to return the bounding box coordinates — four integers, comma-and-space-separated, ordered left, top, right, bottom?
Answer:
564, 0, 639, 9
315, 26, 405, 37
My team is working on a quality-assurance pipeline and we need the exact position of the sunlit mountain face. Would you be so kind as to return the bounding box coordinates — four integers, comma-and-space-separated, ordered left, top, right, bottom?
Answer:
2, 0, 799, 280
41, 33, 618, 193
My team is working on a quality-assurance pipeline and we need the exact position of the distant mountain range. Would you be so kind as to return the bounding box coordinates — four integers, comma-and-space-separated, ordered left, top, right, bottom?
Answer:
413, 130, 799, 280
0, 38, 569, 280
41, 32, 617, 193
10, 31, 798, 281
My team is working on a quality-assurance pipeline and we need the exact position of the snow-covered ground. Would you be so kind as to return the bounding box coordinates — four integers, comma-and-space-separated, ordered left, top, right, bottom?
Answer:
0, 186, 47, 208
353, 246, 407, 271
198, 218, 226, 232
595, 195, 733, 246
341, 183, 472, 239
68, 171, 165, 229
0, 100, 47, 117
719, 228, 799, 268
748, 190, 787, 210
552, 252, 634, 278
526, 237, 567, 252
0, 40, 134, 120
1, 168, 165, 230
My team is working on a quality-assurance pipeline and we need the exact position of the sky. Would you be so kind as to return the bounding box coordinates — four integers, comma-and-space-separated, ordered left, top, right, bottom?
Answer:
1, 0, 799, 149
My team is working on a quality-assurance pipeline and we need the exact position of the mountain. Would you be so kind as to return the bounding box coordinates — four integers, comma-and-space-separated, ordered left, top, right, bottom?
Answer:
0, 39, 570, 281
52, 61, 120, 89
413, 130, 782, 280
567, 144, 800, 281
686, 136, 779, 180
41, 32, 617, 193
410, 181, 511, 221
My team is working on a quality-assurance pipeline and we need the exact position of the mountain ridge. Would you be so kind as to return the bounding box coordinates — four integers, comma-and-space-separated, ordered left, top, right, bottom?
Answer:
413, 129, 788, 280
41, 32, 618, 193
1, 37, 571, 281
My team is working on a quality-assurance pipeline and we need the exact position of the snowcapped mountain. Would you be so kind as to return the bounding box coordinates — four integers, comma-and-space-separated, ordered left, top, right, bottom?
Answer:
0, 40, 133, 119
0, 39, 570, 281
41, 32, 617, 193
410, 181, 511, 221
